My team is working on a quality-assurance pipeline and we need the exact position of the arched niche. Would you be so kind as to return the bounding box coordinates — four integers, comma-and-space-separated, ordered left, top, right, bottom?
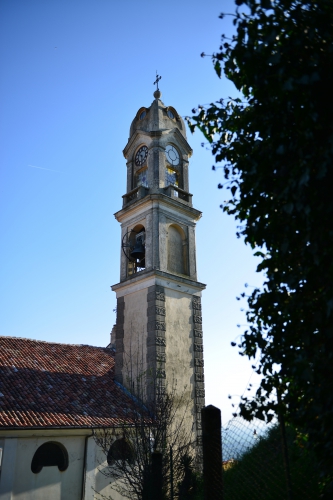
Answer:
167, 224, 187, 275
31, 441, 69, 474
166, 106, 183, 130
107, 438, 135, 466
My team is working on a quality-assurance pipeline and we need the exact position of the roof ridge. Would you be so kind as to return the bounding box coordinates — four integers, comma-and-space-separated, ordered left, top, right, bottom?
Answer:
0, 335, 108, 349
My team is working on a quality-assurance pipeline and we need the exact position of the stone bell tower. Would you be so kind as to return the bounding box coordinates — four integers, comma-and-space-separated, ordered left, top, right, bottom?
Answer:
112, 87, 205, 446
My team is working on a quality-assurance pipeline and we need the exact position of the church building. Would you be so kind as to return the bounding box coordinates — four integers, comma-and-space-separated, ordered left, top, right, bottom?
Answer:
0, 87, 205, 500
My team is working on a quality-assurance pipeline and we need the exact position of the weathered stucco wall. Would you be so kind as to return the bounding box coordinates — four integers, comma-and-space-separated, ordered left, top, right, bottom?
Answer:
85, 436, 124, 500
167, 225, 185, 275
122, 287, 148, 386
0, 436, 84, 500
164, 288, 194, 433
0, 434, 131, 500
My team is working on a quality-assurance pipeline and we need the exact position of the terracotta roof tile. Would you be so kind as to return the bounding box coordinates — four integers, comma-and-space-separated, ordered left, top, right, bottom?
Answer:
0, 336, 135, 429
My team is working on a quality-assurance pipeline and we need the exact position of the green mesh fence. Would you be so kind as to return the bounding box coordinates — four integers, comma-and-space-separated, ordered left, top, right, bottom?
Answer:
221, 416, 321, 500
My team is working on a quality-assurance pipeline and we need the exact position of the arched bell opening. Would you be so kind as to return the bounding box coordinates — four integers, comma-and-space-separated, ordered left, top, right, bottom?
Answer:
122, 224, 146, 276
167, 224, 188, 276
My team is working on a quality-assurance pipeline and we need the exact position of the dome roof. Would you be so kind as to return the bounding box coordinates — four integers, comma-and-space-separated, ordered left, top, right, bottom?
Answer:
129, 91, 187, 139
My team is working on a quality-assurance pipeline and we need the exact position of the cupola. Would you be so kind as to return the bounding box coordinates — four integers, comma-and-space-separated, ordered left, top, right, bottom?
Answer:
122, 90, 193, 208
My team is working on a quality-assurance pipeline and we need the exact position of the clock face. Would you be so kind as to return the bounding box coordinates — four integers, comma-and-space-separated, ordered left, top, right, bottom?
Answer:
135, 145, 148, 166
165, 145, 180, 166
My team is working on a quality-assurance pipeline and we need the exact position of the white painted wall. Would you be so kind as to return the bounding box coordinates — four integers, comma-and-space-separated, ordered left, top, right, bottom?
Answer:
0, 433, 129, 500
84, 435, 130, 500
0, 436, 84, 500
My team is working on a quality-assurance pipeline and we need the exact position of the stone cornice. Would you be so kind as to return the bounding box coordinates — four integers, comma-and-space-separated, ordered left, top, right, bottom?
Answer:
112, 268, 206, 295
114, 193, 202, 223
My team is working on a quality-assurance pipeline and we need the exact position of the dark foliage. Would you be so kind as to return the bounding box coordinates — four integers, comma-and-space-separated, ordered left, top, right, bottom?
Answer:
178, 454, 203, 500
188, 0, 333, 495
224, 425, 320, 500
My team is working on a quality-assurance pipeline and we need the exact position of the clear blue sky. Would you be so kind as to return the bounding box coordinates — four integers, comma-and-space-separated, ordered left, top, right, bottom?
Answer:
0, 0, 262, 424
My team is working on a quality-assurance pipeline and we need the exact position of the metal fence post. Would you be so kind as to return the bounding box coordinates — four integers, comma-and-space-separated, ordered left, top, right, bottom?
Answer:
202, 405, 223, 500
170, 445, 174, 500
151, 450, 163, 500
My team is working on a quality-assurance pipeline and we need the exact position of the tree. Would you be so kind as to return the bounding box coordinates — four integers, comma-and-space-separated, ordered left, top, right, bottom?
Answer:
187, 0, 333, 494
93, 376, 198, 500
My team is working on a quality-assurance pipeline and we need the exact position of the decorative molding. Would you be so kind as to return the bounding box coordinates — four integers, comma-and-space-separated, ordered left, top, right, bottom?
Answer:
156, 291, 165, 302
194, 358, 204, 367
192, 300, 201, 311
196, 436, 203, 446
147, 285, 167, 397
192, 294, 205, 462
156, 369, 166, 379
196, 404, 204, 414
194, 343, 204, 352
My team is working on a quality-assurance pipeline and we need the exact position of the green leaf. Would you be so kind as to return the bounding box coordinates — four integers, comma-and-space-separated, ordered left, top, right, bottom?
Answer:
214, 60, 222, 78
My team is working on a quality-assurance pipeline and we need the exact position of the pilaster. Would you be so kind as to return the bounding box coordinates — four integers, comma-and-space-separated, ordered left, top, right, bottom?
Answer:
126, 161, 132, 192
147, 285, 166, 399
192, 295, 205, 457
115, 296, 125, 384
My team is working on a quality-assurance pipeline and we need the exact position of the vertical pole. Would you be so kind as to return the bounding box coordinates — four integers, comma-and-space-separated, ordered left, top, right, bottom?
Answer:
142, 462, 151, 500
277, 389, 293, 500
151, 451, 163, 500
202, 405, 223, 500
170, 445, 174, 500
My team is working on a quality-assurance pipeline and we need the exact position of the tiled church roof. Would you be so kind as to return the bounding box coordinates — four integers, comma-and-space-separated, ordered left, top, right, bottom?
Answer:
0, 336, 134, 429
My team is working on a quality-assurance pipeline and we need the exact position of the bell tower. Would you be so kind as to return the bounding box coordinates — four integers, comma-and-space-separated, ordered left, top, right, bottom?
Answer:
112, 87, 206, 448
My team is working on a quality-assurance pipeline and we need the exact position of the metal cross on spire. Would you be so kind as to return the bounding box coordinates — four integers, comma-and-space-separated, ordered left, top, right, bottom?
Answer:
154, 71, 162, 91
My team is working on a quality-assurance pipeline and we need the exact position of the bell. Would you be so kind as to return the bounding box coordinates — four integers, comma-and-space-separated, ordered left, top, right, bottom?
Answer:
130, 240, 145, 261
